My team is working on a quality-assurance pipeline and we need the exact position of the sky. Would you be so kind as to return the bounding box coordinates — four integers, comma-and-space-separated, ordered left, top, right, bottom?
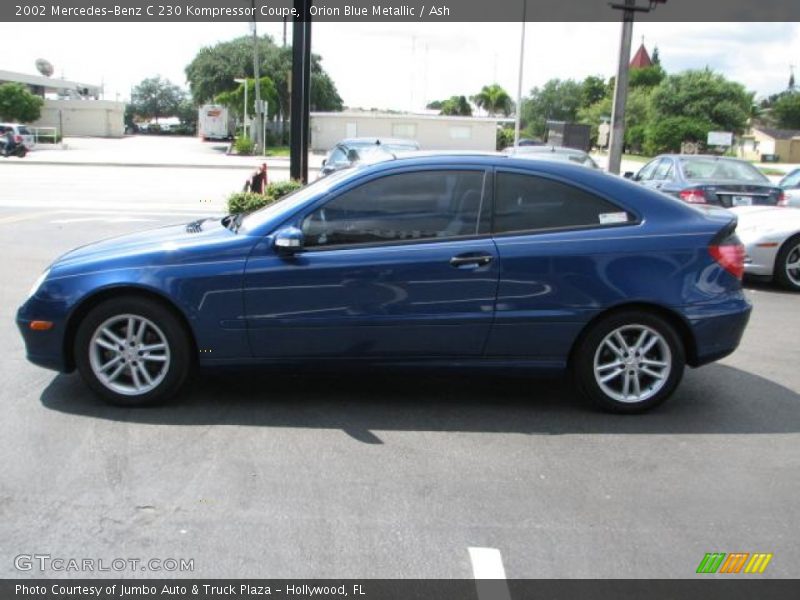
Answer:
1, 21, 798, 111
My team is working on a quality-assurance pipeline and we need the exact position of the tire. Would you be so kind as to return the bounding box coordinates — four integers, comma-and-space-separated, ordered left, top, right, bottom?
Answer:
74, 296, 192, 406
774, 234, 800, 292
573, 310, 686, 413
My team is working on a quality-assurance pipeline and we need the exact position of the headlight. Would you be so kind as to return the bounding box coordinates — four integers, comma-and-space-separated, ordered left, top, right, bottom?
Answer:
27, 269, 50, 299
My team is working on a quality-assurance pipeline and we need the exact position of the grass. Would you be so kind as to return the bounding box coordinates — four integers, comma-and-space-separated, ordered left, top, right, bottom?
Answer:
621, 154, 650, 163
264, 145, 290, 157
758, 167, 786, 177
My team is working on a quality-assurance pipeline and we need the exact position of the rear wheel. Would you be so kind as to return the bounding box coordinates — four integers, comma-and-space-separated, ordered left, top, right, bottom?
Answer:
573, 311, 685, 413
74, 297, 191, 406
774, 235, 800, 292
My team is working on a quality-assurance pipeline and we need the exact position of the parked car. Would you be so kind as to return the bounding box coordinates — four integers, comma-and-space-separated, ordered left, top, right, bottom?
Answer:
505, 145, 600, 169
625, 155, 785, 207
17, 154, 751, 412
733, 206, 800, 291
319, 137, 420, 177
777, 168, 800, 207
0, 123, 35, 150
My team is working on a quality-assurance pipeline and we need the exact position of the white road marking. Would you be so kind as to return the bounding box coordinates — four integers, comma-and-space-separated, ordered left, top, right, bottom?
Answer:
469, 547, 512, 600
469, 547, 508, 579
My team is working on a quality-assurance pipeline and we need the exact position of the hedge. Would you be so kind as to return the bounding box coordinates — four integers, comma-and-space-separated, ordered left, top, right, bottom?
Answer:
227, 180, 304, 214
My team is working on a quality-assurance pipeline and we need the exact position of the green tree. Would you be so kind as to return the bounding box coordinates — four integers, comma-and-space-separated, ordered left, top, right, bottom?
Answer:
651, 46, 661, 66
131, 76, 185, 123
521, 79, 583, 137
772, 92, 800, 129
426, 100, 444, 110
649, 69, 752, 134
0, 82, 43, 122
438, 95, 473, 116
629, 65, 665, 89
185, 35, 343, 120
580, 76, 608, 108
644, 116, 713, 155
215, 77, 280, 121
471, 84, 514, 117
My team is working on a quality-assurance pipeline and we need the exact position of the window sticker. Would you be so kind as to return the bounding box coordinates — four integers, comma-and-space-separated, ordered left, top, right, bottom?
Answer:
598, 212, 629, 225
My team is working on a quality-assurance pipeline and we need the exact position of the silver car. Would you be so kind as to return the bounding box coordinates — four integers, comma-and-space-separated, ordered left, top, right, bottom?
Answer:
733, 206, 800, 291
778, 168, 800, 207
0, 123, 35, 150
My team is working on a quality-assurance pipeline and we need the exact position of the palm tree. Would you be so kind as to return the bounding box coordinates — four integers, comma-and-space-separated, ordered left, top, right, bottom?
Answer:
471, 84, 514, 117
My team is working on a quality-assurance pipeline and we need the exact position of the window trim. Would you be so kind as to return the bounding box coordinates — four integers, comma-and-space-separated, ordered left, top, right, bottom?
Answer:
490, 167, 642, 238
286, 166, 493, 253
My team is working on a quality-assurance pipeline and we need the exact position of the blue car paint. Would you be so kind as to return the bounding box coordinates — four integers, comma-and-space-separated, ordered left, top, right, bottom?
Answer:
17, 154, 751, 375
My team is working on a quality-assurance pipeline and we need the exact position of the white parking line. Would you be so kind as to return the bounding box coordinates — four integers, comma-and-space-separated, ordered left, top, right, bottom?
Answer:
469, 547, 511, 600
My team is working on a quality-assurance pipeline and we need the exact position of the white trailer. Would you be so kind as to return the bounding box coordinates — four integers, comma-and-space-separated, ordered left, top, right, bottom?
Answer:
198, 104, 234, 141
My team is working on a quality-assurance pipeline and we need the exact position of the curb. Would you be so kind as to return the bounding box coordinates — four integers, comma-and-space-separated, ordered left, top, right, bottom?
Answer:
0, 160, 295, 171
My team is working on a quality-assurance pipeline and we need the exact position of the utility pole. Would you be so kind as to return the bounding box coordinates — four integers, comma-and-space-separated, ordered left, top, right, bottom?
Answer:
290, 0, 312, 182
251, 0, 263, 154
513, 0, 527, 148
608, 0, 666, 174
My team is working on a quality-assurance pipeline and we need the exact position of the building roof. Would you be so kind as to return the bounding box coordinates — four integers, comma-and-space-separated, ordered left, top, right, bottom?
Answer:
754, 127, 800, 140
629, 44, 653, 69
311, 111, 505, 124
0, 69, 101, 96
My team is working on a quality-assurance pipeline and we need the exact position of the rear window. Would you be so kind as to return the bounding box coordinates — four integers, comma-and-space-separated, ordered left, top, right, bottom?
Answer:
494, 172, 632, 233
17, 126, 31, 135
680, 158, 768, 183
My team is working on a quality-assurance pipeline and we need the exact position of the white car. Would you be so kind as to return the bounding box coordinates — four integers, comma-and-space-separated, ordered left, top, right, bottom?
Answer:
733, 206, 800, 291
0, 123, 35, 150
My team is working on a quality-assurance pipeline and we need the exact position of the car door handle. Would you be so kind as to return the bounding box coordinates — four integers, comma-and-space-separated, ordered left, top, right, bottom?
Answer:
450, 253, 493, 268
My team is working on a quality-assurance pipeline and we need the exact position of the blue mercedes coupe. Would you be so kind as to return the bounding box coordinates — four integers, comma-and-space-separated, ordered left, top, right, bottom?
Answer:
17, 154, 751, 412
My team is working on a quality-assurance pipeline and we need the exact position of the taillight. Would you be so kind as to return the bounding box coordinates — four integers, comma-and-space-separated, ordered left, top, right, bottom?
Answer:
777, 191, 789, 207
679, 189, 707, 204
14, 135, 22, 143
709, 230, 745, 280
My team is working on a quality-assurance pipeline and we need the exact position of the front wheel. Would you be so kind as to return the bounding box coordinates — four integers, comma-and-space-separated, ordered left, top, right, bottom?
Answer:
573, 311, 685, 413
74, 297, 191, 406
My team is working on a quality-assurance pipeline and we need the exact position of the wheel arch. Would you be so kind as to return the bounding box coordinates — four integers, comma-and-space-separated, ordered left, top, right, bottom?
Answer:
63, 285, 198, 371
774, 232, 800, 274
568, 302, 698, 369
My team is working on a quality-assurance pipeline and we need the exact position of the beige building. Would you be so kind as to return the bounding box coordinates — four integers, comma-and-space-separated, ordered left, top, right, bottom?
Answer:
737, 127, 800, 163
310, 111, 500, 152
0, 69, 124, 137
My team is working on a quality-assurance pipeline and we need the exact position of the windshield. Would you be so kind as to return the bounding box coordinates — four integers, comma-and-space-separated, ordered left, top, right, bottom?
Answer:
239, 169, 359, 233
680, 158, 768, 183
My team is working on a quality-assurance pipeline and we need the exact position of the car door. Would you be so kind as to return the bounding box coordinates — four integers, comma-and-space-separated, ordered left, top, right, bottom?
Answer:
243, 167, 499, 359
486, 169, 638, 362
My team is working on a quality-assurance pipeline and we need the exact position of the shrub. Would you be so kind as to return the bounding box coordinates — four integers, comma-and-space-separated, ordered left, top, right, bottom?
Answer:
227, 179, 303, 214
266, 179, 303, 200
234, 136, 254, 155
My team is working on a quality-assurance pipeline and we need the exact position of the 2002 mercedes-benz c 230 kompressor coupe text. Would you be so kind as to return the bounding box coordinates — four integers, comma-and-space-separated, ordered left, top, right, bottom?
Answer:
18, 154, 752, 412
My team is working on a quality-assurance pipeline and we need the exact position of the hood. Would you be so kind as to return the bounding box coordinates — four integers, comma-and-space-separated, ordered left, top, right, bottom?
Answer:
51, 217, 249, 274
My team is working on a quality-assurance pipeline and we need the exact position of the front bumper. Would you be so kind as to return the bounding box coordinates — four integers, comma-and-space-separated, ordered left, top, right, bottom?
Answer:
16, 300, 71, 373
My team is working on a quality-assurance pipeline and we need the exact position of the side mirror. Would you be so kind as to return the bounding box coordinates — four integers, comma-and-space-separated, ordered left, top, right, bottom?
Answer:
321, 158, 327, 167
623, 171, 635, 179
273, 227, 304, 254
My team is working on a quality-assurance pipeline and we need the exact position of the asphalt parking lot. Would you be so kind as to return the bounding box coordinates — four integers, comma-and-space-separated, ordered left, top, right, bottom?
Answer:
0, 160, 798, 579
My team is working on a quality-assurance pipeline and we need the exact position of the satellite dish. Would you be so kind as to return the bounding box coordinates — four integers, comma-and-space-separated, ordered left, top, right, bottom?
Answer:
35, 59, 54, 77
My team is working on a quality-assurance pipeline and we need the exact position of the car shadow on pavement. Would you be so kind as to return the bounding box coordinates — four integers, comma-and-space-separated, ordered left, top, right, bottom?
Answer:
39, 363, 800, 440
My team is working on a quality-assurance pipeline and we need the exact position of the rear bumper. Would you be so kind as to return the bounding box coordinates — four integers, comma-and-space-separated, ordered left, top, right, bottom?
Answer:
684, 299, 752, 367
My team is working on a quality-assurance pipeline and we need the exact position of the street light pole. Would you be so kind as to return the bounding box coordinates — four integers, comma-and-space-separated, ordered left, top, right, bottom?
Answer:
513, 0, 527, 148
251, 0, 263, 154
607, 0, 635, 175
608, 0, 666, 174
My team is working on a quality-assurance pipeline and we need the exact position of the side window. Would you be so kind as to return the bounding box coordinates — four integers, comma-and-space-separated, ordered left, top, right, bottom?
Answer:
637, 159, 659, 181
302, 170, 485, 248
328, 147, 347, 164
493, 172, 632, 234
781, 170, 800, 188
652, 158, 674, 181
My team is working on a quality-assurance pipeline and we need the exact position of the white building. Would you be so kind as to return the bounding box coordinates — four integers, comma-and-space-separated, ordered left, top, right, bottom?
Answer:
0, 69, 124, 137
310, 111, 500, 152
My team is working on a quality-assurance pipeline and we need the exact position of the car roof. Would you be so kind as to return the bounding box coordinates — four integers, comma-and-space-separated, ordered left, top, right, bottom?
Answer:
509, 145, 589, 156
340, 137, 419, 147
657, 154, 752, 163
